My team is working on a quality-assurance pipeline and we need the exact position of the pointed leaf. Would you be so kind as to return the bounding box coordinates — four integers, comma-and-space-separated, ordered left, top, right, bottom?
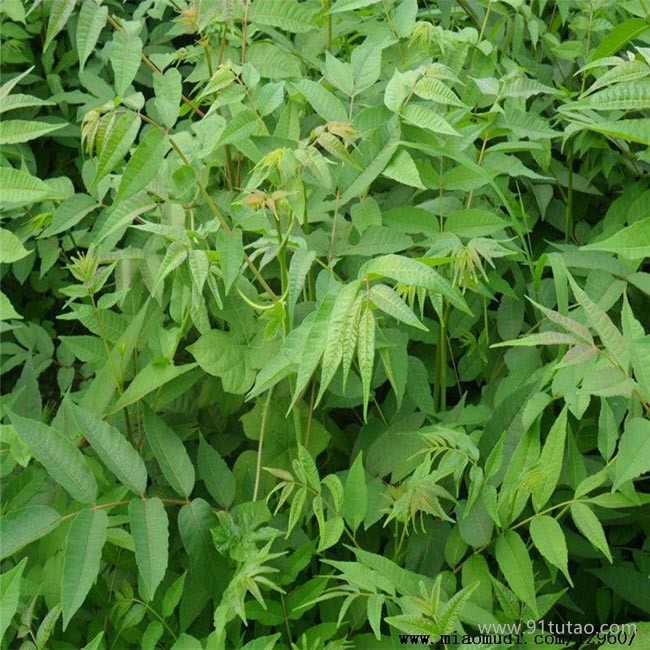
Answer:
142, 404, 195, 497
343, 452, 367, 533
10, 413, 97, 503
530, 515, 572, 585
45, 0, 76, 51
532, 406, 567, 511
129, 497, 169, 602
76, 0, 108, 71
0, 558, 28, 642
61, 508, 108, 628
613, 418, 650, 490
0, 506, 61, 560
571, 503, 612, 562
495, 530, 538, 616
68, 402, 147, 495
110, 31, 143, 96
197, 435, 236, 508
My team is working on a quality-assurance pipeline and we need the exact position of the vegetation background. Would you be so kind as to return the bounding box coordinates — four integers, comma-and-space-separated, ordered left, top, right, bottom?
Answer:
0, 0, 649, 648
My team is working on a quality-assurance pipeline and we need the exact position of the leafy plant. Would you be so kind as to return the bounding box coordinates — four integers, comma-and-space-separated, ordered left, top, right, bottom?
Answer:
1, 0, 649, 648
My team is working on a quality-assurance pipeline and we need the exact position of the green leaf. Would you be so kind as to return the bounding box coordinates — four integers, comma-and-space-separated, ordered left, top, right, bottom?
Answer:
116, 128, 170, 202
216, 229, 244, 295
250, 0, 316, 33
153, 69, 182, 129
570, 503, 612, 562
370, 284, 427, 331
61, 508, 108, 629
383, 149, 425, 189
0, 120, 66, 145
598, 398, 617, 462
188, 330, 255, 395
591, 566, 650, 616
0, 228, 29, 263
110, 30, 143, 96
532, 406, 567, 511
41, 193, 97, 237
529, 516, 572, 585
10, 413, 98, 503
197, 435, 236, 508
0, 93, 54, 115
445, 209, 508, 239
0, 558, 27, 642
287, 247, 315, 323
0, 506, 60, 560
93, 110, 141, 185
357, 305, 375, 419
495, 530, 538, 616
329, 0, 380, 13
129, 497, 169, 602
343, 452, 368, 533
68, 402, 147, 495
360, 254, 469, 314
401, 104, 457, 136
568, 81, 650, 112
0, 167, 54, 207
582, 217, 650, 259
142, 404, 195, 498
613, 418, 650, 490
44, 0, 76, 51
339, 139, 398, 205
217, 109, 259, 147
76, 0, 108, 71
295, 79, 348, 122
110, 362, 197, 414
590, 19, 650, 61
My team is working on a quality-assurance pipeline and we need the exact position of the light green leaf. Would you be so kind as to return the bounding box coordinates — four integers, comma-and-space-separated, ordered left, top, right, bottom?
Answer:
582, 217, 650, 259
360, 254, 469, 314
250, 0, 316, 33
45, 0, 76, 51
370, 284, 427, 331
217, 109, 259, 147
0, 228, 28, 263
287, 247, 315, 323
613, 418, 650, 490
570, 502, 612, 562
0, 93, 54, 115
401, 104, 457, 136
61, 508, 108, 629
598, 398, 617, 462
357, 305, 375, 419
383, 149, 425, 189
10, 413, 98, 503
495, 530, 538, 616
0, 120, 66, 145
340, 140, 398, 205
295, 79, 348, 122
189, 330, 255, 395
216, 229, 244, 295
116, 128, 170, 202
568, 81, 650, 112
41, 193, 97, 237
76, 0, 108, 71
590, 18, 649, 60
153, 69, 182, 129
129, 497, 169, 602
329, 0, 380, 13
68, 402, 147, 495
110, 31, 143, 96
142, 404, 195, 498
0, 167, 54, 207
197, 435, 236, 508
343, 452, 368, 533
110, 362, 197, 414
0, 558, 27, 642
93, 110, 141, 185
532, 406, 567, 511
0, 506, 60, 560
530, 516, 572, 585
445, 209, 508, 239
351, 40, 382, 94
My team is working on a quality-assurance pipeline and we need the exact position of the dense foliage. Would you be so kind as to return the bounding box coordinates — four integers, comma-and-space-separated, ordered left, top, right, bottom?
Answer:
1, 0, 650, 647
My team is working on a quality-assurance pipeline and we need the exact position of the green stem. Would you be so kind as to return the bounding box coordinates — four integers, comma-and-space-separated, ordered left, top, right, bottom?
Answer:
253, 388, 274, 501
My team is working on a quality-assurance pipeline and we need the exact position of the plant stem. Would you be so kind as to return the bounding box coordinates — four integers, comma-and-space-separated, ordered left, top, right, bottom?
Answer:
253, 388, 274, 501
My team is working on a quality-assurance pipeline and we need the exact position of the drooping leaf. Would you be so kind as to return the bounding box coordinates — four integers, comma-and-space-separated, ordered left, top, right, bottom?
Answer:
0, 506, 61, 560
613, 418, 650, 490
61, 508, 108, 628
197, 435, 236, 508
129, 497, 169, 602
44, 0, 77, 51
68, 402, 147, 495
342, 452, 368, 533
110, 30, 143, 96
142, 404, 195, 498
76, 0, 108, 71
571, 503, 612, 562
0, 558, 27, 642
529, 516, 572, 585
495, 531, 538, 616
10, 412, 98, 503
532, 406, 567, 511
